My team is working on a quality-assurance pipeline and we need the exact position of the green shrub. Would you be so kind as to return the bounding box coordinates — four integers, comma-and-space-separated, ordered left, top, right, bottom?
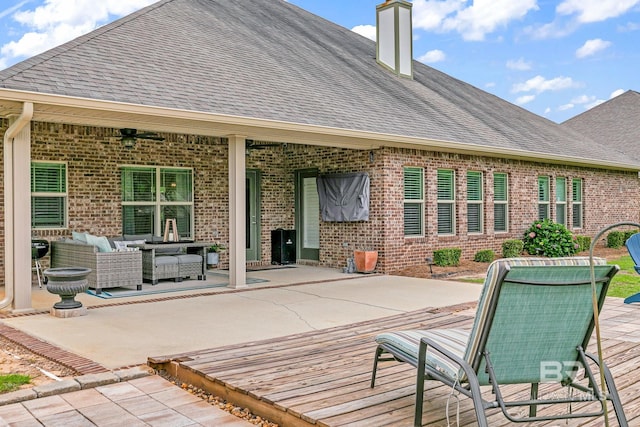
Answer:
607, 231, 625, 249
502, 239, 524, 258
624, 230, 638, 243
523, 219, 578, 257
474, 249, 494, 263
433, 248, 461, 267
575, 235, 591, 253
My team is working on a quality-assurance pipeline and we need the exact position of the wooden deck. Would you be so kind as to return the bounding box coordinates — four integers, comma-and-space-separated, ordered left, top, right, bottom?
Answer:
149, 299, 640, 426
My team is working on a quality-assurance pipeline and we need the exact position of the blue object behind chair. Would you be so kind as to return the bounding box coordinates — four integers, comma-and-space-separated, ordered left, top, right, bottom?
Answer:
624, 233, 640, 303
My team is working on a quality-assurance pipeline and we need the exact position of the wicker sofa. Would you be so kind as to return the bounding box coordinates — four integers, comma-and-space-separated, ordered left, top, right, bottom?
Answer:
51, 240, 143, 294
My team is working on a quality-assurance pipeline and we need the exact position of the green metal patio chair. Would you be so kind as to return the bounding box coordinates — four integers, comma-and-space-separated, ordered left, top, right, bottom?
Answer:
371, 257, 627, 427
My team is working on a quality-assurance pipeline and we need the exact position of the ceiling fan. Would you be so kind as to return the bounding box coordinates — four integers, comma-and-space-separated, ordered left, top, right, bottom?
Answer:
119, 128, 165, 148
245, 139, 281, 151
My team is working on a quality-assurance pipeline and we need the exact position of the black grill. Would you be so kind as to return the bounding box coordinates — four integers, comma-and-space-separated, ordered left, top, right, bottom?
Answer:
31, 239, 49, 260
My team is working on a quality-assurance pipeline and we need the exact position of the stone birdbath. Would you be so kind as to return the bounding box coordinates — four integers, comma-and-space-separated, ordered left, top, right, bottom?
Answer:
44, 267, 91, 311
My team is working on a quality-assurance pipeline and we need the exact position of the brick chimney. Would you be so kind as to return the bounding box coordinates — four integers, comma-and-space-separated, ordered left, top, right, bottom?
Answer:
376, 0, 413, 78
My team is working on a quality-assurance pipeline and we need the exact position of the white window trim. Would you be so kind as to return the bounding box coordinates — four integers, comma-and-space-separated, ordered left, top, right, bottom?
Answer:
555, 177, 567, 226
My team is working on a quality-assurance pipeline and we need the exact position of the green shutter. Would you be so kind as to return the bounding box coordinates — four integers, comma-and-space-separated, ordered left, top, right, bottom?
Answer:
494, 205, 507, 232
556, 177, 566, 202
572, 179, 582, 202
404, 167, 423, 236
493, 173, 507, 202
404, 167, 423, 200
467, 171, 482, 201
31, 162, 67, 228
437, 170, 454, 200
31, 163, 66, 193
437, 169, 455, 234
538, 176, 549, 201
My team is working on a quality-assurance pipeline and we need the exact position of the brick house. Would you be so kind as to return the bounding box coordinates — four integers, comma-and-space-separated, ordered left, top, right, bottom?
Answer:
1, 0, 639, 311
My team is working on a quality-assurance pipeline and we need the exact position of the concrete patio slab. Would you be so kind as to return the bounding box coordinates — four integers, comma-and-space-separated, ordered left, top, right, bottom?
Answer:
2, 266, 482, 370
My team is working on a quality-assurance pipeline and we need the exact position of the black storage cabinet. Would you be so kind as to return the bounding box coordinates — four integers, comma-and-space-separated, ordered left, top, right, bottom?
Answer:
271, 229, 296, 265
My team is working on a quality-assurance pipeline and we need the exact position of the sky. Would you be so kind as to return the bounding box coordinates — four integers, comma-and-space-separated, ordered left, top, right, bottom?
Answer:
0, 1, 638, 123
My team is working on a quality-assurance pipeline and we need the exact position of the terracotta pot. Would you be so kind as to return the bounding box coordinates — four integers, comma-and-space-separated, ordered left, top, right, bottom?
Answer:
354, 250, 378, 273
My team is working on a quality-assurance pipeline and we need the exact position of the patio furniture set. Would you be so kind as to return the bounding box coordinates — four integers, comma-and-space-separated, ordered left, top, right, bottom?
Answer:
50, 232, 211, 294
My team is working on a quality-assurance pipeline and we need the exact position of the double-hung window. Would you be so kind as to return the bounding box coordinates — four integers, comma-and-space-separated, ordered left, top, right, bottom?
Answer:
121, 166, 194, 238
572, 178, 583, 229
555, 177, 567, 226
31, 162, 67, 229
437, 169, 455, 235
493, 172, 508, 232
403, 167, 424, 236
538, 176, 550, 220
467, 171, 483, 233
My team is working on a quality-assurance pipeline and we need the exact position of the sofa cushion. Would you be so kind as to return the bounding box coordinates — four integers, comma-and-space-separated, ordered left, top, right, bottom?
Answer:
155, 255, 179, 266
175, 254, 202, 264
114, 240, 145, 251
72, 231, 88, 243
85, 234, 113, 253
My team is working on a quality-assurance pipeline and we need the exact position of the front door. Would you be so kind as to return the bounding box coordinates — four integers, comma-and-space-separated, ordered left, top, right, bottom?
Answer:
295, 169, 320, 261
246, 169, 261, 261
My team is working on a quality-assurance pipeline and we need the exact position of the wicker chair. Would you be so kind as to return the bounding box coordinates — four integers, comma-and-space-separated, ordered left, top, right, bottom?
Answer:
51, 240, 142, 294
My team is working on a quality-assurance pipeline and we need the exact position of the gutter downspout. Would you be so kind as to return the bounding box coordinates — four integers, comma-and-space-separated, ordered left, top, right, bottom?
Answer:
0, 102, 33, 310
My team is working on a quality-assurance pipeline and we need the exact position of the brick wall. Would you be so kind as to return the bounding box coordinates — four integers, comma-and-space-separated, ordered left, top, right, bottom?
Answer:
1, 120, 638, 286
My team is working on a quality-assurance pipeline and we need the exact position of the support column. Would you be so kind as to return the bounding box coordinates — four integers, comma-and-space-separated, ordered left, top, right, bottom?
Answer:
3, 104, 34, 312
228, 135, 248, 288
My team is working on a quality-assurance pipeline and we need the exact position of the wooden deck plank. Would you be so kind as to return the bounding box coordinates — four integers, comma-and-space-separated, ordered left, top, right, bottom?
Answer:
149, 299, 639, 426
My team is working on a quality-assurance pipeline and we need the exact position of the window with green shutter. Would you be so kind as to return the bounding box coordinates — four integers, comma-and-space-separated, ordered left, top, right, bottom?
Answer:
538, 176, 550, 220
493, 172, 508, 232
467, 171, 483, 234
121, 166, 194, 237
31, 162, 67, 229
572, 178, 583, 229
403, 167, 424, 236
555, 177, 567, 225
437, 169, 455, 235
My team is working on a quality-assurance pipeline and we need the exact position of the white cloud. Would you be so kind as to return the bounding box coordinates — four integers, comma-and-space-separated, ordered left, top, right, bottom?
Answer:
485, 82, 496, 88
610, 89, 625, 98
351, 24, 376, 41
418, 49, 446, 63
512, 75, 580, 93
1, 0, 156, 65
585, 99, 606, 109
506, 58, 532, 71
515, 95, 536, 105
412, 0, 539, 41
557, 0, 640, 23
558, 103, 575, 111
575, 38, 611, 58
571, 94, 595, 104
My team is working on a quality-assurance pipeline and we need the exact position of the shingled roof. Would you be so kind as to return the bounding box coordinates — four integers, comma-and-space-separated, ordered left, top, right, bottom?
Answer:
0, 0, 637, 168
562, 90, 640, 163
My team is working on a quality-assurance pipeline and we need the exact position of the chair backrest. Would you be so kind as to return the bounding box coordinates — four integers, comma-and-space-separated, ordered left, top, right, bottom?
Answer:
625, 233, 640, 273
463, 257, 618, 386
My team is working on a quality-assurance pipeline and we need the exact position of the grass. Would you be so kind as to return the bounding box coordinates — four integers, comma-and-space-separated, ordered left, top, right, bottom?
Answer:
0, 373, 30, 393
608, 255, 640, 298
455, 255, 640, 298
